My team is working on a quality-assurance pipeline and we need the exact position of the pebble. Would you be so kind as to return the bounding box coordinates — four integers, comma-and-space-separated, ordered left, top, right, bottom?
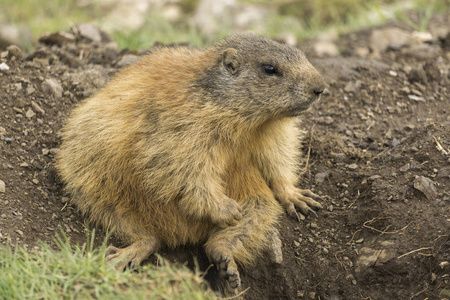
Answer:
399, 163, 410, 172
31, 101, 45, 115
315, 171, 330, 184
26, 86, 35, 95
0, 180, 5, 193
117, 54, 140, 67
26, 109, 35, 119
408, 95, 426, 102
348, 163, 358, 170
42, 78, 63, 99
76, 23, 102, 43
32, 179, 39, 185
0, 62, 10, 71
413, 176, 437, 200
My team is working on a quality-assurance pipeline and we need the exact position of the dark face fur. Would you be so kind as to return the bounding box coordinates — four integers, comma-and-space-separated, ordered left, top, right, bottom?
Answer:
195, 34, 325, 121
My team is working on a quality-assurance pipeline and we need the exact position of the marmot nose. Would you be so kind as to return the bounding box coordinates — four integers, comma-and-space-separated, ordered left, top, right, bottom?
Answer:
313, 83, 325, 96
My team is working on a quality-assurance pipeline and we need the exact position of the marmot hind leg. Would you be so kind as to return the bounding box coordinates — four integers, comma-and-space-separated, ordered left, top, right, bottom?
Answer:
105, 237, 160, 270
204, 196, 282, 294
101, 211, 161, 270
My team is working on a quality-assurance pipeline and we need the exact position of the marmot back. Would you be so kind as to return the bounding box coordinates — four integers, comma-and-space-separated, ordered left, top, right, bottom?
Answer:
57, 33, 325, 293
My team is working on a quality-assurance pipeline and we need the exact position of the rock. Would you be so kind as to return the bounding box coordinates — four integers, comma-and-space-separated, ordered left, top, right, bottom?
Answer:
42, 78, 64, 99
75, 23, 102, 43
412, 31, 433, 43
315, 171, 330, 184
437, 167, 450, 179
0, 62, 10, 71
403, 43, 439, 60
31, 101, 45, 115
268, 229, 283, 264
38, 31, 76, 46
355, 47, 369, 58
0, 180, 5, 193
32, 179, 39, 185
316, 116, 334, 125
0, 23, 21, 49
117, 54, 140, 67
50, 148, 60, 155
399, 163, 410, 172
314, 40, 339, 57
413, 176, 437, 200
408, 95, 426, 102
26, 86, 35, 95
408, 67, 428, 84
25, 109, 36, 119
356, 240, 398, 273
344, 80, 361, 93
369, 28, 412, 53
348, 163, 358, 170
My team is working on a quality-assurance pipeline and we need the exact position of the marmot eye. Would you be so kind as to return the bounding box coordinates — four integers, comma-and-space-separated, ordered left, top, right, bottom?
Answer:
263, 65, 277, 75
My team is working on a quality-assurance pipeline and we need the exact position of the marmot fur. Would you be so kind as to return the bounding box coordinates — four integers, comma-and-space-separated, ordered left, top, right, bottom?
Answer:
57, 33, 325, 290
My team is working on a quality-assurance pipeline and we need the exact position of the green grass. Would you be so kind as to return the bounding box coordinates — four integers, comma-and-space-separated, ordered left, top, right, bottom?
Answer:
0, 231, 216, 300
2, 0, 450, 51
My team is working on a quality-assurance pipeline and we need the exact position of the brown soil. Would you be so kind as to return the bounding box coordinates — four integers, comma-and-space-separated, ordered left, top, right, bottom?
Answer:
1, 20, 449, 300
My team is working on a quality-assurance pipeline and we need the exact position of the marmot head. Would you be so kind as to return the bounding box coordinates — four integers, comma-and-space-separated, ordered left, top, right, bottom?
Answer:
196, 33, 325, 121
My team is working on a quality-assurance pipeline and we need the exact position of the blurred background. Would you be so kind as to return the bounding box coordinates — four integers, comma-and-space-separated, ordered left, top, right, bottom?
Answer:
1, 0, 449, 50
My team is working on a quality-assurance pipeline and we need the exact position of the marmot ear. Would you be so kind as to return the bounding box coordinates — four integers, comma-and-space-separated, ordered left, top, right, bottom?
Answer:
222, 48, 240, 75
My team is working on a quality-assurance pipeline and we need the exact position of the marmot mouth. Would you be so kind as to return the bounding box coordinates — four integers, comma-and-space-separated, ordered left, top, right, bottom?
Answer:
285, 98, 318, 116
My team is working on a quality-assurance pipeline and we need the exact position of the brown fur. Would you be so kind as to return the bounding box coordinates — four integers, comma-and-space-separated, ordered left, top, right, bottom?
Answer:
57, 33, 325, 290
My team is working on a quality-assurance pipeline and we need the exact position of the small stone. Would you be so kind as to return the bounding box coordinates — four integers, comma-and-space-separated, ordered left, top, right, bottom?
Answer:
355, 238, 364, 244
323, 247, 329, 254
117, 54, 140, 67
316, 116, 334, 125
399, 163, 410, 172
38, 31, 76, 46
26, 108, 35, 119
348, 163, 358, 170
310, 222, 318, 229
76, 23, 102, 43
0, 62, 10, 71
42, 148, 50, 156
20, 162, 29, 167
314, 40, 339, 57
294, 241, 300, 247
437, 167, 450, 179
315, 171, 330, 184
31, 101, 45, 115
15, 230, 24, 236
389, 70, 398, 77
42, 78, 63, 99
408, 95, 426, 102
344, 80, 362, 93
49, 148, 60, 155
308, 291, 316, 299
0, 180, 5, 193
26, 86, 35, 95
414, 176, 437, 200
32, 179, 39, 185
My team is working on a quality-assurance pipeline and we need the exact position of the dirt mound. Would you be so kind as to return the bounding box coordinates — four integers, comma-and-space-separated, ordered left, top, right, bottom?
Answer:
1, 22, 449, 299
